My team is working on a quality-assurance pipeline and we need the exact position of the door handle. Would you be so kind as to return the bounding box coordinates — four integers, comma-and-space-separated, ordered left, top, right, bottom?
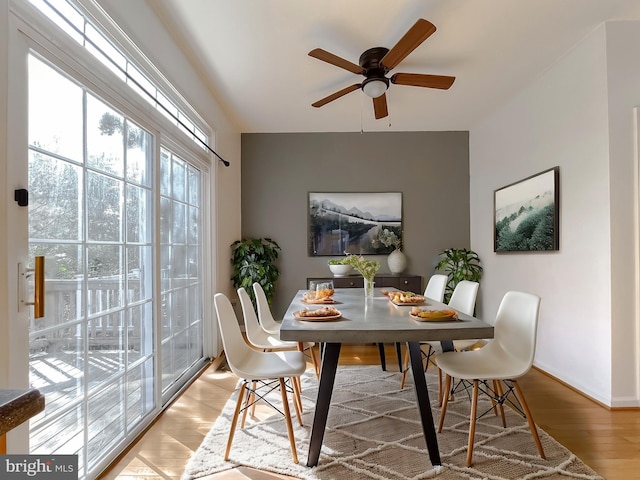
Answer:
19, 256, 45, 318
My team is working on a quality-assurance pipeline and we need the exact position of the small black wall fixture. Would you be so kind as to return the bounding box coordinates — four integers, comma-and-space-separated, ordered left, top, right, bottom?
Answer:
14, 188, 28, 207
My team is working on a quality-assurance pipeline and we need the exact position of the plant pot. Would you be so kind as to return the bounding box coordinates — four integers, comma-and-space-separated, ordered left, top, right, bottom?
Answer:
387, 249, 407, 274
329, 264, 353, 277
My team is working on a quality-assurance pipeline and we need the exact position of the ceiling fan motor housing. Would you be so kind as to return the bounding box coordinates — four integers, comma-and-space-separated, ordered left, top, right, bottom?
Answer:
360, 47, 390, 96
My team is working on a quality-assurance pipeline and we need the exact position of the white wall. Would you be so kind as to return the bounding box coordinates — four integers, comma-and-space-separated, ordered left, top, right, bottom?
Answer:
470, 21, 640, 407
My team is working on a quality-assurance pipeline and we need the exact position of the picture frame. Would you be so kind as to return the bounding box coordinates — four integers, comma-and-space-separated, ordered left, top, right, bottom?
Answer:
308, 192, 402, 256
494, 167, 559, 252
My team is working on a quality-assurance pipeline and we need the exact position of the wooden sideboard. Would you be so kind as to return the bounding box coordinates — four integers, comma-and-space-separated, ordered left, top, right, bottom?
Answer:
307, 274, 422, 293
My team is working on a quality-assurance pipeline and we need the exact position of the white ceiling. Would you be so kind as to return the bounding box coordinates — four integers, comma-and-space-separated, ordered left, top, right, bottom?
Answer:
152, 0, 640, 133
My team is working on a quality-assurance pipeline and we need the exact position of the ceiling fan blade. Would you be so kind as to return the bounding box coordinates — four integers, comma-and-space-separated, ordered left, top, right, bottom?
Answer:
391, 73, 455, 89
381, 19, 437, 70
308, 48, 364, 74
312, 84, 361, 108
373, 93, 388, 119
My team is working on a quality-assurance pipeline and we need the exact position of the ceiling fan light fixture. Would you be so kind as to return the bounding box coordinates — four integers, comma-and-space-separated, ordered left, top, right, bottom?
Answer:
362, 78, 388, 98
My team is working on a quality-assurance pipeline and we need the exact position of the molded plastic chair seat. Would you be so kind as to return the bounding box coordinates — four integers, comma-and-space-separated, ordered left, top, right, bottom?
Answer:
253, 282, 282, 335
436, 291, 545, 467
214, 293, 306, 463
242, 286, 320, 377
401, 280, 480, 401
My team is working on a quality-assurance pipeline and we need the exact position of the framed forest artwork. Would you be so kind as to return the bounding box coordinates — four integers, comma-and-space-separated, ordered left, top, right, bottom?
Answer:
494, 167, 559, 252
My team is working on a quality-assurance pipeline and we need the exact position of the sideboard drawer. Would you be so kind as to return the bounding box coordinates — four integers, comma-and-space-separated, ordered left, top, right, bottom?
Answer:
307, 274, 421, 292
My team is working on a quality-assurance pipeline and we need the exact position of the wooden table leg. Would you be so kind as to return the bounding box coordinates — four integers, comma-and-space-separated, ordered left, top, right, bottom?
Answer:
408, 341, 441, 466
307, 342, 341, 467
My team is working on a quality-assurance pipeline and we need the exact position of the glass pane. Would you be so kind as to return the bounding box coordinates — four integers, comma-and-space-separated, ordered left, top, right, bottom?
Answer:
187, 206, 199, 246
85, 23, 126, 81
87, 314, 125, 387
172, 245, 187, 279
87, 245, 123, 314
188, 165, 200, 206
87, 172, 123, 242
160, 149, 171, 196
126, 360, 153, 427
87, 378, 125, 470
161, 293, 171, 341
160, 197, 172, 244
126, 184, 151, 243
28, 56, 83, 161
126, 120, 152, 187
128, 303, 153, 363
172, 201, 186, 244
172, 157, 186, 202
87, 94, 124, 177
160, 245, 172, 291
29, 151, 82, 241
127, 245, 152, 302
187, 245, 199, 279
30, 326, 84, 415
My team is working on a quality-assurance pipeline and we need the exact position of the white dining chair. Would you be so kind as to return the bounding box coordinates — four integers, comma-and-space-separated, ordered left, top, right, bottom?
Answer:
214, 292, 306, 463
400, 280, 479, 404
423, 274, 447, 302
253, 282, 282, 334
436, 291, 546, 467
240, 287, 319, 378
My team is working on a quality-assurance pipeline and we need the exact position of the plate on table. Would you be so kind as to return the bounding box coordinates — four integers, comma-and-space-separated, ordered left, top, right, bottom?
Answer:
293, 308, 342, 321
301, 297, 336, 305
386, 291, 426, 306
409, 309, 458, 322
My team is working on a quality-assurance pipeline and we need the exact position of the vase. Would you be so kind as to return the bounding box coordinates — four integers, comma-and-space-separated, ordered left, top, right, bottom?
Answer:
364, 279, 375, 298
387, 249, 407, 274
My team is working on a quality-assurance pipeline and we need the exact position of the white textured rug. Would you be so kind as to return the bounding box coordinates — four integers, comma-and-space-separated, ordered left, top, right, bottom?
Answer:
182, 366, 603, 480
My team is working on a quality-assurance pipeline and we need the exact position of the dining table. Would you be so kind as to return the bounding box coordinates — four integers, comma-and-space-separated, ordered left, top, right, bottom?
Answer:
279, 286, 495, 468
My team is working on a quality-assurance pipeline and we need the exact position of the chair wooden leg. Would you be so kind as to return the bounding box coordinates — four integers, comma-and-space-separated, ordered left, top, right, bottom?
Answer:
400, 349, 410, 389
494, 380, 507, 428
291, 377, 303, 426
308, 344, 320, 379
466, 379, 479, 467
279, 377, 299, 464
225, 383, 248, 460
437, 374, 452, 433
512, 380, 546, 459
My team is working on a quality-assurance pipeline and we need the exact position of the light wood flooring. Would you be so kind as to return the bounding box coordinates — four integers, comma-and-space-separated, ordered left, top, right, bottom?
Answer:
99, 344, 640, 480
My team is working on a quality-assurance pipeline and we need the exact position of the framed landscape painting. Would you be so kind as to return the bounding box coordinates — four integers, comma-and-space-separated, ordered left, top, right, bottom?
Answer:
494, 167, 559, 252
308, 192, 402, 256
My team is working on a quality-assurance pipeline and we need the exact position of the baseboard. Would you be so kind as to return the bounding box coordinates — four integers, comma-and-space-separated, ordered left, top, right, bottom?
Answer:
532, 365, 640, 410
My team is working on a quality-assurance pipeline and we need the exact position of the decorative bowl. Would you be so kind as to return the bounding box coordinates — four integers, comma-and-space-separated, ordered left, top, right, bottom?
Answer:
329, 264, 353, 277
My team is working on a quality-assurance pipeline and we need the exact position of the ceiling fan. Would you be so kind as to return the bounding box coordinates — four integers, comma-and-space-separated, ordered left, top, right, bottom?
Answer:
309, 18, 455, 120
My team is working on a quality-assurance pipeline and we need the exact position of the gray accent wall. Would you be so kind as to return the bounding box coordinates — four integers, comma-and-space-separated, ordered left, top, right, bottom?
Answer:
240, 131, 471, 317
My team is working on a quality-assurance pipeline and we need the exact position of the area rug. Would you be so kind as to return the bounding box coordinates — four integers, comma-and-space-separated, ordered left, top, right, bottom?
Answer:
182, 366, 603, 480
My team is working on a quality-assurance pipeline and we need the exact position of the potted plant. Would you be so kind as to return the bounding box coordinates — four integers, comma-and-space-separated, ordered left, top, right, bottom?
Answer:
230, 238, 281, 307
377, 228, 406, 274
435, 248, 483, 303
341, 253, 380, 297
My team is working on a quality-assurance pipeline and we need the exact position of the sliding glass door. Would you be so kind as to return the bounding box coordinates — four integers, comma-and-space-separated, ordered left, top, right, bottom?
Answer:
26, 53, 205, 477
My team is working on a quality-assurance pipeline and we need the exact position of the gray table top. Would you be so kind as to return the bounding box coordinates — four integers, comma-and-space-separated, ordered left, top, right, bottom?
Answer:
280, 287, 494, 344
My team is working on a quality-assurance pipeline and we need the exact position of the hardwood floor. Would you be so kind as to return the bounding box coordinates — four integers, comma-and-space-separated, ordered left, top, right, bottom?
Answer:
99, 344, 640, 480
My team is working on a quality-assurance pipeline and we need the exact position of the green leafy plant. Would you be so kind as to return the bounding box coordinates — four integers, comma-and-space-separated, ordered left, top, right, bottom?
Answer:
230, 238, 281, 306
327, 258, 349, 265
341, 253, 380, 282
435, 248, 483, 303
